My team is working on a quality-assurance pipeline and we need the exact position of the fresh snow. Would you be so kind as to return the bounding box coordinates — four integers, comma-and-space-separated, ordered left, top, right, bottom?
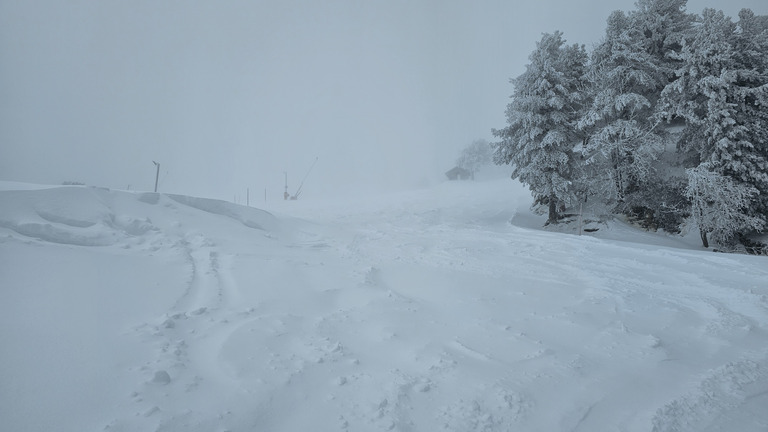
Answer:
1, 178, 767, 432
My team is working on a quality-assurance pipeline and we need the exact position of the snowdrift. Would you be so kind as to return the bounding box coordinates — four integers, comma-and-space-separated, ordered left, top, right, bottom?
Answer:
1, 180, 767, 432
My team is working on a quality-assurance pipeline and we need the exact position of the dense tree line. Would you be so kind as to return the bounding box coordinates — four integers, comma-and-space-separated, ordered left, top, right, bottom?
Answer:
492, 0, 768, 250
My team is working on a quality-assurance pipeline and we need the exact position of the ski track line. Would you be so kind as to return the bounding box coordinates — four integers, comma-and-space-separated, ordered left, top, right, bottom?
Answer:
118, 229, 267, 431
120, 224, 364, 431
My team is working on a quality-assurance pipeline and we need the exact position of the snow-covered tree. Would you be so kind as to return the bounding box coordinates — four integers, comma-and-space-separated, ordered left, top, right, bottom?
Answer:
685, 165, 763, 247
492, 31, 588, 224
732, 9, 768, 217
659, 8, 768, 242
577, 1, 694, 219
578, 10, 668, 207
490, 3, 765, 248
456, 139, 492, 180
632, 0, 693, 74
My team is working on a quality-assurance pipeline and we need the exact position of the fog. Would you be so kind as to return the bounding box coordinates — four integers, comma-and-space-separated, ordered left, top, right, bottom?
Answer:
1, 0, 765, 201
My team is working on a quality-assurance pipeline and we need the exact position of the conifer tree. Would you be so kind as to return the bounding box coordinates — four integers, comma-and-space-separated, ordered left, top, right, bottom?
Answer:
492, 32, 588, 224
578, 10, 667, 207
731, 9, 768, 217
578, 0, 694, 221
660, 8, 768, 245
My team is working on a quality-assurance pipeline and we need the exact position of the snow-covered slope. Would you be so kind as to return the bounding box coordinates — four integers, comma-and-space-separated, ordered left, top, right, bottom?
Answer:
1, 179, 767, 432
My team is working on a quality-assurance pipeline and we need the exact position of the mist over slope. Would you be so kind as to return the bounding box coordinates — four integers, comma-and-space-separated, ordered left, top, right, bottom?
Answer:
1, 179, 767, 432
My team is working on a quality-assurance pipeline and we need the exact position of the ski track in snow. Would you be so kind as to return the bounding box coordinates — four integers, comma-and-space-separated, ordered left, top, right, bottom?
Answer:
1, 181, 767, 432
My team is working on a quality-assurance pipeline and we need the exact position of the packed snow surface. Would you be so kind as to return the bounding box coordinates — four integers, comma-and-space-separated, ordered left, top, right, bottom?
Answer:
1, 179, 767, 432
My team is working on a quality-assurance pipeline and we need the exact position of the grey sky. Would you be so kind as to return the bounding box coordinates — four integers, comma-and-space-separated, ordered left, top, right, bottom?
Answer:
1, 0, 766, 200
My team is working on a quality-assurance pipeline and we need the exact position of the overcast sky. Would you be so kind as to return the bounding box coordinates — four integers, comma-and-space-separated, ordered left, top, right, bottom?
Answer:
1, 0, 766, 201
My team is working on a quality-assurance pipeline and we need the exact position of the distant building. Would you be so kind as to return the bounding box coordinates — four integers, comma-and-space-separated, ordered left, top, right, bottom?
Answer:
445, 166, 471, 181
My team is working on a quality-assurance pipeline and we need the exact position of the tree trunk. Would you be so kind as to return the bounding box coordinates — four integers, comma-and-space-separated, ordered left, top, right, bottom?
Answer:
548, 196, 558, 225
699, 227, 709, 248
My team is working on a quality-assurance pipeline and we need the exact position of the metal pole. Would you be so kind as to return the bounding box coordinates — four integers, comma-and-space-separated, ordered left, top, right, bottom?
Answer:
152, 161, 160, 193
247, 188, 250, 206
283, 171, 288, 200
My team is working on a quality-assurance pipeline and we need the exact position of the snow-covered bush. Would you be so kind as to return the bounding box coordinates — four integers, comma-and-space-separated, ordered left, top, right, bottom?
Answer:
685, 165, 764, 248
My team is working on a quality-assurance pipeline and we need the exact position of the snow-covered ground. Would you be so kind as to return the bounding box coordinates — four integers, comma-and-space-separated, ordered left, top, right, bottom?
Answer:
1, 178, 767, 432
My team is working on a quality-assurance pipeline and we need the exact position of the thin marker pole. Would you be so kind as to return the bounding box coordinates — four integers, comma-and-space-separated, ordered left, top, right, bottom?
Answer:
152, 161, 160, 193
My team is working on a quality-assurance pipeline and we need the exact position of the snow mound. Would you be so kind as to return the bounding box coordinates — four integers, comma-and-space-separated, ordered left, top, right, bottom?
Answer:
0, 186, 279, 248
0, 187, 118, 246
167, 194, 276, 231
